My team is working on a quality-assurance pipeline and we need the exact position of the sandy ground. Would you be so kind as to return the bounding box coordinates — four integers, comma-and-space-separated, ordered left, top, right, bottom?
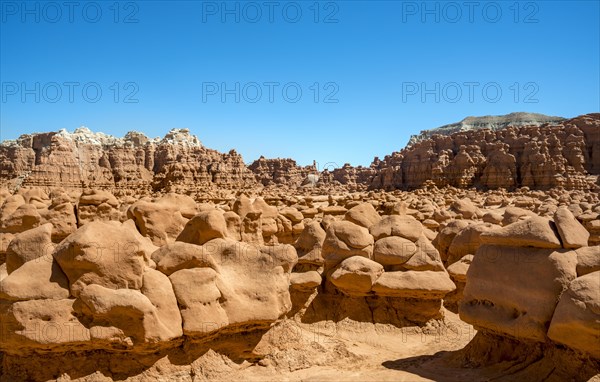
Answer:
223, 310, 480, 382
70, 310, 481, 382
4, 310, 598, 382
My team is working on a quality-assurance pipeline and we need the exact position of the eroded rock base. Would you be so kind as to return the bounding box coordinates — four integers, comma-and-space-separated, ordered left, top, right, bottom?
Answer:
446, 331, 600, 382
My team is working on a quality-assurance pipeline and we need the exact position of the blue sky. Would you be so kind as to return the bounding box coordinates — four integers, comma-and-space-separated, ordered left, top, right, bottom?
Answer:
1, 0, 599, 167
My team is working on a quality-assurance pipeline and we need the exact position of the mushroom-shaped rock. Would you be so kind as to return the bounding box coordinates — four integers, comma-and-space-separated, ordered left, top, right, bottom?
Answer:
448, 255, 474, 283
446, 223, 494, 265
0, 299, 91, 350
373, 236, 417, 265
344, 203, 381, 228
459, 245, 577, 342
128, 201, 188, 246
554, 207, 590, 249
446, 254, 473, 283
575, 246, 600, 276
294, 221, 326, 265
369, 215, 423, 242
301, 208, 319, 219
152, 241, 218, 276
320, 205, 348, 216
422, 219, 440, 230
78, 284, 179, 344
372, 271, 456, 299
322, 221, 374, 268
140, 267, 183, 339
53, 221, 147, 297
5, 223, 54, 273
402, 235, 445, 272
450, 198, 479, 219
548, 272, 600, 359
479, 216, 562, 249
484, 195, 504, 206
502, 206, 536, 226
290, 271, 322, 291
432, 220, 470, 261
176, 210, 228, 246
279, 207, 304, 224
482, 211, 503, 225
1, 204, 42, 234
169, 267, 228, 335
0, 254, 69, 301
329, 256, 384, 296
155, 193, 198, 218
77, 189, 120, 225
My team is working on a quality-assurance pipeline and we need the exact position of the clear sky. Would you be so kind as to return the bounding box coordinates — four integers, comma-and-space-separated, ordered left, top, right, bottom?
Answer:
1, 0, 599, 168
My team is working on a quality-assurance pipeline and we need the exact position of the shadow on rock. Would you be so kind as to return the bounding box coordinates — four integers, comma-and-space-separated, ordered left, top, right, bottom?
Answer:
382, 332, 600, 382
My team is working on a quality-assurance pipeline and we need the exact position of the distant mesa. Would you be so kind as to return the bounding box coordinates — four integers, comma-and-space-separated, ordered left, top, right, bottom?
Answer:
407, 112, 566, 146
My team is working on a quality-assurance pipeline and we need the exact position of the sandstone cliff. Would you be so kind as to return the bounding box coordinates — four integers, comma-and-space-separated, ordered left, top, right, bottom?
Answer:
0, 127, 257, 192
2, 114, 598, 192
248, 157, 318, 187
369, 113, 600, 190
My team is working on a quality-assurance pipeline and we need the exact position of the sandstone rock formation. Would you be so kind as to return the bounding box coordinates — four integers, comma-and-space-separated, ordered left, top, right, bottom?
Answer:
1, 114, 599, 381
1, 214, 297, 359
248, 157, 318, 187
458, 210, 598, 362
369, 114, 600, 191
0, 127, 256, 192
2, 114, 598, 193
407, 112, 565, 146
286, 212, 459, 325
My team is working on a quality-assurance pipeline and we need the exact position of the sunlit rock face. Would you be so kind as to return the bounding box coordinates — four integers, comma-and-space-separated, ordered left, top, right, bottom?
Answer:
3, 114, 598, 194
0, 127, 256, 192
369, 113, 600, 190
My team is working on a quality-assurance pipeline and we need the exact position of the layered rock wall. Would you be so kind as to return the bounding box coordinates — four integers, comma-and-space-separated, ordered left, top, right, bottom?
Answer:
2, 114, 599, 194
0, 128, 257, 192
248, 157, 317, 187
369, 114, 600, 190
